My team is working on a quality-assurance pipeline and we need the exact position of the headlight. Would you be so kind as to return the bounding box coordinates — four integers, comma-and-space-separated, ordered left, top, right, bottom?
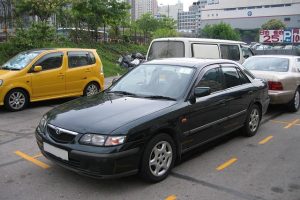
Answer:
0, 80, 3, 86
80, 134, 126, 146
38, 115, 48, 132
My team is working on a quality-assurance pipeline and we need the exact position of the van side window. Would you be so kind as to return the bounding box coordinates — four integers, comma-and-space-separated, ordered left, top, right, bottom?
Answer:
68, 51, 95, 68
33, 52, 63, 71
220, 45, 240, 61
192, 44, 219, 59
222, 67, 241, 88
147, 41, 184, 61
197, 67, 224, 93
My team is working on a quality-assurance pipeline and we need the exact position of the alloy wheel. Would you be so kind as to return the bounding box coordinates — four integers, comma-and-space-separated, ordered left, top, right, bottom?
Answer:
86, 84, 99, 96
8, 91, 26, 110
149, 141, 173, 177
249, 108, 260, 133
294, 90, 300, 110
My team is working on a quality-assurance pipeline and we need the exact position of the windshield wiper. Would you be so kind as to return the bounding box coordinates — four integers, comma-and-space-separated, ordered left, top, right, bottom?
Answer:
144, 95, 176, 101
107, 90, 137, 96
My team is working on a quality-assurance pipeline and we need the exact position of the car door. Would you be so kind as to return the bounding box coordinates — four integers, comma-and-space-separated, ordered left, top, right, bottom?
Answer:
66, 51, 95, 94
220, 64, 254, 132
31, 52, 65, 98
180, 65, 230, 150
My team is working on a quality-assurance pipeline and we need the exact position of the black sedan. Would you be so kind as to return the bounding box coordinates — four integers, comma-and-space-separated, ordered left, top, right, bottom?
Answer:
35, 58, 270, 182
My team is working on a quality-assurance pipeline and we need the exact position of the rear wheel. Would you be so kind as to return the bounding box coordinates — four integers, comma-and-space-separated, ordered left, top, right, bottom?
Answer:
242, 104, 261, 137
287, 89, 300, 112
83, 82, 100, 97
140, 134, 176, 182
4, 89, 29, 111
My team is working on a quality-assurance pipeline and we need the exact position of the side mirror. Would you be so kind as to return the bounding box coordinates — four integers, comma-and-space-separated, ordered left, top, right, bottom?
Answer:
194, 87, 211, 98
243, 54, 250, 59
33, 66, 42, 72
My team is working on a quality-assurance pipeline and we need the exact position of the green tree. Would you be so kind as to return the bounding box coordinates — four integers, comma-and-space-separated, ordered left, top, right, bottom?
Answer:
14, 0, 70, 22
153, 28, 178, 38
136, 13, 159, 41
261, 19, 286, 30
200, 23, 241, 40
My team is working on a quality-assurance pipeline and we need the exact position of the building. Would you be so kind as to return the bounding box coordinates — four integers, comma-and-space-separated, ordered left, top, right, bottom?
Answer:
0, 0, 14, 38
200, 0, 300, 30
157, 3, 183, 20
128, 0, 158, 20
177, 0, 211, 32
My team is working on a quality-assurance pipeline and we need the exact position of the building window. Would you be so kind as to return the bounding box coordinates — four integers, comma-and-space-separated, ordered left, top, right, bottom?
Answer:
284, 17, 291, 22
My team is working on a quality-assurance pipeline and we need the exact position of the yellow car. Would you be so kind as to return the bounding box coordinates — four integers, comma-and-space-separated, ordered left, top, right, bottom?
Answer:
0, 48, 104, 111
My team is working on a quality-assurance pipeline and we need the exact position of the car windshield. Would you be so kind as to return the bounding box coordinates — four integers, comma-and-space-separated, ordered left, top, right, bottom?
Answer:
243, 57, 289, 72
0, 51, 42, 70
109, 64, 195, 99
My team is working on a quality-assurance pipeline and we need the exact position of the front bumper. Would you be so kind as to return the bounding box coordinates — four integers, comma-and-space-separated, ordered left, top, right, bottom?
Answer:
269, 90, 294, 105
35, 129, 141, 179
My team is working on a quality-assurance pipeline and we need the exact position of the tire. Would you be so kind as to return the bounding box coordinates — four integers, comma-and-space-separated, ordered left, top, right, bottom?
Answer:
140, 133, 176, 183
4, 89, 29, 112
287, 89, 300, 112
83, 82, 100, 97
242, 104, 261, 137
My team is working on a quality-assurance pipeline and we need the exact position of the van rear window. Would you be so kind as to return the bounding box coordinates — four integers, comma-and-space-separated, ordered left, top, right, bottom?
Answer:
147, 41, 184, 61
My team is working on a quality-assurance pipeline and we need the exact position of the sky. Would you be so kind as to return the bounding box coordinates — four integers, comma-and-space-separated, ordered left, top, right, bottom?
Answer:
157, 0, 195, 11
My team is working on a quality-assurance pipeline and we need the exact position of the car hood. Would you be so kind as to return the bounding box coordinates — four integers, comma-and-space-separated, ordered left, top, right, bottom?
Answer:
47, 93, 176, 135
0, 70, 19, 80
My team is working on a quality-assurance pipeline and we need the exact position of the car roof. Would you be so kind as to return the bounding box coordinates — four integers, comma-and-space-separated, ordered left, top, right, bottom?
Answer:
27, 48, 96, 52
144, 58, 239, 68
151, 37, 246, 45
250, 55, 300, 59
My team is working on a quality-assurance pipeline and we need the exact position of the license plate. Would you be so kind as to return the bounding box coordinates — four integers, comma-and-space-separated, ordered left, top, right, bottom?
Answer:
43, 143, 69, 161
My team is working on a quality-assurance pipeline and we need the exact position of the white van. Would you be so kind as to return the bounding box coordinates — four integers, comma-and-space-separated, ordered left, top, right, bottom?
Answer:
146, 37, 254, 64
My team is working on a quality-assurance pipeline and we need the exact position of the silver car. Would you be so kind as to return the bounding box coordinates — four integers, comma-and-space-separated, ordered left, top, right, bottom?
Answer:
243, 55, 300, 112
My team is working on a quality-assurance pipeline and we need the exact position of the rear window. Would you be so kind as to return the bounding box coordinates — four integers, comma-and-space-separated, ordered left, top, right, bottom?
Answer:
147, 41, 184, 61
192, 43, 220, 59
68, 51, 96, 68
243, 57, 289, 72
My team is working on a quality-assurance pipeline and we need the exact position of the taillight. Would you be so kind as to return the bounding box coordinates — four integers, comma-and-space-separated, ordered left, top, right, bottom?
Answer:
268, 81, 283, 90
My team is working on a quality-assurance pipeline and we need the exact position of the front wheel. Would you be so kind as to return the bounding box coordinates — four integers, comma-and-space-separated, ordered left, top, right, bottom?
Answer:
140, 134, 176, 182
4, 89, 29, 112
83, 82, 100, 97
287, 89, 300, 112
242, 104, 261, 137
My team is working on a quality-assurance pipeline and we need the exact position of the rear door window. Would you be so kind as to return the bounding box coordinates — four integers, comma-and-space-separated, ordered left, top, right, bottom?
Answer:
222, 67, 241, 88
147, 41, 184, 61
68, 51, 95, 68
192, 44, 220, 59
220, 44, 240, 61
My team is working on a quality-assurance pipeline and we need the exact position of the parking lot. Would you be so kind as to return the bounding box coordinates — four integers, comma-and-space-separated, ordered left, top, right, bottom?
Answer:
0, 78, 300, 200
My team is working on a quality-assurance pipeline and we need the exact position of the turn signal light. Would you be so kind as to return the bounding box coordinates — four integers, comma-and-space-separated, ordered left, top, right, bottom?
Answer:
268, 81, 283, 90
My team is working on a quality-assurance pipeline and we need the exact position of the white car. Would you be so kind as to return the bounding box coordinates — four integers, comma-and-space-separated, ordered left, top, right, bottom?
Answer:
243, 55, 300, 112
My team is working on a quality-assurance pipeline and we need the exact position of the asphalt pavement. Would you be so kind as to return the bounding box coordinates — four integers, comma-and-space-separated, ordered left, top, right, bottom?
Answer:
0, 77, 299, 200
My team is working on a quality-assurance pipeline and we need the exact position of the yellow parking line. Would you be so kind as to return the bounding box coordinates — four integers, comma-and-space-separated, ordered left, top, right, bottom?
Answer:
165, 195, 177, 200
271, 120, 289, 124
259, 136, 273, 145
15, 151, 50, 169
32, 153, 43, 159
284, 119, 300, 129
216, 158, 237, 171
